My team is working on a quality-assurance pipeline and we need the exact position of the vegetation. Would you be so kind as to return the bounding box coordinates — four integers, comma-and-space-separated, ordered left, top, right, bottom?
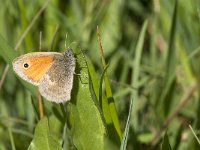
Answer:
0, 0, 200, 149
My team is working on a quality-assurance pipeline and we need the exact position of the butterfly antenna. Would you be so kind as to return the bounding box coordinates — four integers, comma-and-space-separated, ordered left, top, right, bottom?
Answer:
49, 25, 59, 52
65, 33, 68, 49
39, 31, 42, 51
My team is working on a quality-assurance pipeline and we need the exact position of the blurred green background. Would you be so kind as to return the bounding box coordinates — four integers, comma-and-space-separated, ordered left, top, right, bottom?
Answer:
0, 0, 200, 149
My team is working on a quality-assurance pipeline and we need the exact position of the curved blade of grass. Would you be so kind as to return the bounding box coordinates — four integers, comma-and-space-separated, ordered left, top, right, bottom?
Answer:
17, 0, 33, 51
160, 0, 178, 116
28, 117, 62, 150
86, 58, 107, 125
98, 63, 123, 145
16, 0, 50, 52
189, 125, 200, 145
131, 20, 148, 129
165, 0, 177, 82
8, 128, 16, 150
99, 64, 110, 109
87, 56, 112, 124
120, 98, 133, 150
97, 26, 122, 144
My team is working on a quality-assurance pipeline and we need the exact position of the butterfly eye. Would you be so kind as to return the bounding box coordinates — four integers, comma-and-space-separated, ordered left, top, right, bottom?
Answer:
23, 63, 29, 68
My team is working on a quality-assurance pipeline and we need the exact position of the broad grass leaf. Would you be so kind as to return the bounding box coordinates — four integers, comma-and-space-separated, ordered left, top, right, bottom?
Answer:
69, 56, 106, 150
28, 117, 62, 150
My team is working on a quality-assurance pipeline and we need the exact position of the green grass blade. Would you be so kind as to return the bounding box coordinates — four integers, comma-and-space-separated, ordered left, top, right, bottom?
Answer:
17, 0, 33, 51
189, 125, 200, 145
97, 25, 122, 144
99, 64, 109, 109
86, 56, 112, 128
131, 20, 148, 128
166, 0, 177, 78
160, 0, 178, 116
161, 131, 172, 150
99, 63, 123, 145
120, 98, 133, 150
8, 128, 16, 150
101, 60, 122, 145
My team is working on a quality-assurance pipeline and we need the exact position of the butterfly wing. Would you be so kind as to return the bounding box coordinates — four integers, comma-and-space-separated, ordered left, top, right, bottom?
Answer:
38, 50, 76, 103
12, 52, 59, 85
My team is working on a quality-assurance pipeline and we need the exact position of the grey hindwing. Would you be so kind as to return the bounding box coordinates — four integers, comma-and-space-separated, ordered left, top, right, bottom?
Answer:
38, 51, 75, 103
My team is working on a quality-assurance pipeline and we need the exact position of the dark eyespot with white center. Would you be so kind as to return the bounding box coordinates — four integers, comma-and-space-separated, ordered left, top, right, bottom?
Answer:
23, 63, 29, 69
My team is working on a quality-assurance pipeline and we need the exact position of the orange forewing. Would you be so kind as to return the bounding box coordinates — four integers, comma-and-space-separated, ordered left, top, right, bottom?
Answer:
22, 56, 54, 82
